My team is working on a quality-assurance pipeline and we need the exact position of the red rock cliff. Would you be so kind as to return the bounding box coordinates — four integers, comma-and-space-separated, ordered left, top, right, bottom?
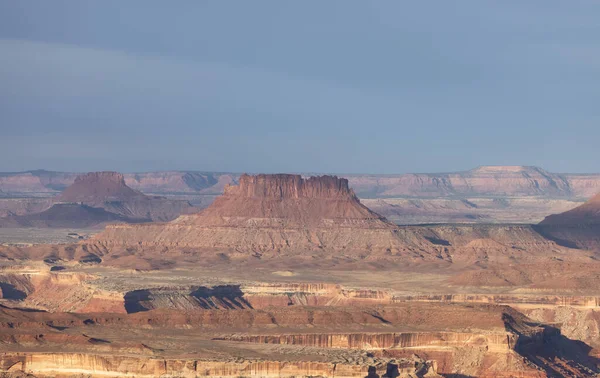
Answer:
225, 174, 356, 200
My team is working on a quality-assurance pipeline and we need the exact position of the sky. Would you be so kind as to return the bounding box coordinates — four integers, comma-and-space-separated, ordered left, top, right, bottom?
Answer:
1, 1, 599, 174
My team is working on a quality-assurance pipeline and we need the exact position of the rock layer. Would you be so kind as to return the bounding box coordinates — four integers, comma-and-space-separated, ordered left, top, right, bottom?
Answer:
94, 174, 412, 253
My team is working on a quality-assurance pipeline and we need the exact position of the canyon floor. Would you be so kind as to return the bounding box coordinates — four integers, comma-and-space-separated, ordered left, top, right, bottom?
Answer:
1, 250, 600, 378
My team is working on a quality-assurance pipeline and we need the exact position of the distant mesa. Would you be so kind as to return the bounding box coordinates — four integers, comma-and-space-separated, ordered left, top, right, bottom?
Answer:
52, 171, 195, 222
469, 165, 546, 173
55, 171, 142, 206
0, 171, 195, 228
2, 165, 600, 199
194, 173, 391, 227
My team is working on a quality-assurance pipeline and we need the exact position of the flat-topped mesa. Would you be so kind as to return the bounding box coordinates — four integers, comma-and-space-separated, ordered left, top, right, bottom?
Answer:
185, 173, 389, 226
93, 174, 425, 253
225, 174, 356, 199
55, 171, 143, 204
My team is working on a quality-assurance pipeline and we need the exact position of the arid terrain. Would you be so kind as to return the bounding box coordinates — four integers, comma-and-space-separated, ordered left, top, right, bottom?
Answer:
1, 166, 597, 226
0, 172, 599, 377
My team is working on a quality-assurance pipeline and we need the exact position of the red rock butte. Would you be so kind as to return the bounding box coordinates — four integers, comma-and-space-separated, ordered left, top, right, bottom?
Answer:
191, 174, 390, 226
94, 174, 408, 252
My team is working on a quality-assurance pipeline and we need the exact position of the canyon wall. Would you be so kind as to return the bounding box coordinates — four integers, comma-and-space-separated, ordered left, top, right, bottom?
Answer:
0, 353, 440, 378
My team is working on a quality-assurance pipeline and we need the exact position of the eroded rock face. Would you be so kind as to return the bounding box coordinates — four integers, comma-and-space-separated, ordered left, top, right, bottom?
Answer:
93, 174, 411, 253
227, 174, 355, 199
0, 353, 440, 378
348, 166, 577, 198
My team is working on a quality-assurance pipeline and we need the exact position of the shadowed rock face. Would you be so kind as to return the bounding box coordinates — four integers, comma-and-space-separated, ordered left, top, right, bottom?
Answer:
52, 172, 194, 222
537, 193, 600, 250
196, 174, 388, 226
55, 172, 142, 205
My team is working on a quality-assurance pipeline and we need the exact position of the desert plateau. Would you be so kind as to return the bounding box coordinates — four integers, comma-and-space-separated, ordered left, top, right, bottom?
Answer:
2, 2, 599, 376
0, 171, 600, 377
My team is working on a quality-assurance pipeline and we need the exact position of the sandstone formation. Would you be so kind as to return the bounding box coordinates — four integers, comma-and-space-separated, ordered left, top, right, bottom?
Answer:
1, 252, 600, 376
3, 167, 600, 225
94, 174, 420, 254
0, 290, 591, 377
0, 170, 235, 196
3, 173, 600, 376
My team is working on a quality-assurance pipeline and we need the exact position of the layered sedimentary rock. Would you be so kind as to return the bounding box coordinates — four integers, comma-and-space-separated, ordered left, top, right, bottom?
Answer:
3, 167, 600, 225
348, 166, 586, 198
0, 300, 590, 377
0, 353, 440, 378
0, 268, 125, 313
122, 283, 395, 313
217, 331, 516, 351
94, 174, 421, 254
0, 170, 236, 196
3, 166, 600, 199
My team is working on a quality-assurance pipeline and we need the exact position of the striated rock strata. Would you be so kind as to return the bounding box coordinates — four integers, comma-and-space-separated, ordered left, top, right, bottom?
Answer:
94, 174, 415, 253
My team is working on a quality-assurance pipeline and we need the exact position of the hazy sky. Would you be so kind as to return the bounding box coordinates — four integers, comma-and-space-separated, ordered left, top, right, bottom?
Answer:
1, 1, 599, 174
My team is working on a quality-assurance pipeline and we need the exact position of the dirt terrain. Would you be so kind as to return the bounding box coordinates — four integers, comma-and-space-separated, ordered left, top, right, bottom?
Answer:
0, 174, 600, 377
